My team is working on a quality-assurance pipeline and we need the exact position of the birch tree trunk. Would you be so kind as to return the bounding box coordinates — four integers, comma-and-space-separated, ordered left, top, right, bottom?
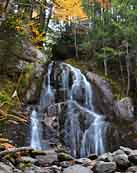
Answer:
74, 22, 79, 58
44, 3, 53, 34
104, 58, 108, 76
119, 55, 125, 95
125, 42, 130, 96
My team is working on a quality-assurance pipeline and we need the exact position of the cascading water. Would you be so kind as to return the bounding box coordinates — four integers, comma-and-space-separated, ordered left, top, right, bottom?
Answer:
30, 62, 55, 150
30, 61, 108, 157
30, 109, 41, 150
60, 63, 107, 157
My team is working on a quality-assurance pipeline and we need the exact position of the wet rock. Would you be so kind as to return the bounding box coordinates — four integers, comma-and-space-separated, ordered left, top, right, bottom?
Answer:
58, 152, 74, 162
51, 165, 62, 173
128, 150, 137, 164
13, 169, 22, 173
75, 158, 95, 167
97, 152, 113, 162
87, 72, 116, 118
19, 156, 38, 164
95, 161, 116, 173
88, 153, 98, 160
63, 164, 93, 173
59, 161, 74, 168
24, 165, 61, 173
24, 165, 52, 173
120, 146, 133, 155
126, 166, 137, 173
112, 149, 125, 156
113, 154, 130, 169
31, 150, 48, 156
0, 162, 13, 173
87, 72, 134, 121
116, 97, 134, 120
36, 151, 58, 166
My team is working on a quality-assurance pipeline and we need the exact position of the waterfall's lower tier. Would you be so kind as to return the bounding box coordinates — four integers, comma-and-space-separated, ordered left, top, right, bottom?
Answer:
30, 62, 108, 157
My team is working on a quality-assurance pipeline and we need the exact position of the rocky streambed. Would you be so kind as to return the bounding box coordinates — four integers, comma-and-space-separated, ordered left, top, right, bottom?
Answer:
1, 146, 137, 173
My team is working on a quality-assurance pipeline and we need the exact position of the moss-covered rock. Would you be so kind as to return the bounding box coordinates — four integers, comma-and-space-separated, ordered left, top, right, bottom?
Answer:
58, 152, 74, 162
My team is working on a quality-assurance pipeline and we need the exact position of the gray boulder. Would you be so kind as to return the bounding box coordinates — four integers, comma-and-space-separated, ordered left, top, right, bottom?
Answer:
126, 166, 137, 173
24, 165, 52, 173
113, 154, 130, 168
36, 151, 58, 166
0, 162, 13, 173
58, 152, 74, 162
120, 146, 133, 155
115, 97, 134, 120
63, 165, 93, 173
128, 150, 137, 164
97, 152, 113, 162
19, 156, 38, 164
76, 158, 95, 167
95, 161, 116, 173
112, 149, 125, 156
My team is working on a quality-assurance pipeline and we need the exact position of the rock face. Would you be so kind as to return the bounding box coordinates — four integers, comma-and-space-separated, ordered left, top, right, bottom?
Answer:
86, 72, 116, 119
116, 97, 134, 120
87, 72, 134, 121
28, 62, 137, 158
86, 72, 137, 152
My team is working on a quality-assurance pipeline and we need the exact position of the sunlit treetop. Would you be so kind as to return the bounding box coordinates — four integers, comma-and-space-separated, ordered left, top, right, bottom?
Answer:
89, 0, 111, 8
53, 0, 88, 21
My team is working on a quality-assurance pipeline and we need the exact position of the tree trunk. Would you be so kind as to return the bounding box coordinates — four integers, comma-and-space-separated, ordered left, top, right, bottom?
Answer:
39, 6, 45, 30
104, 58, 108, 76
74, 22, 79, 58
44, 3, 53, 33
119, 56, 125, 95
29, 0, 34, 19
125, 42, 130, 96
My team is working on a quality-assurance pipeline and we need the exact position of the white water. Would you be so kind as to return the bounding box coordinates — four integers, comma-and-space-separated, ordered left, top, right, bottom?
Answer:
60, 63, 107, 157
30, 62, 55, 149
30, 62, 108, 157
30, 109, 41, 150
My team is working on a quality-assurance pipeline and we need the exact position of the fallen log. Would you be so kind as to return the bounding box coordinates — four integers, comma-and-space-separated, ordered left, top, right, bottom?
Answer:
0, 147, 33, 157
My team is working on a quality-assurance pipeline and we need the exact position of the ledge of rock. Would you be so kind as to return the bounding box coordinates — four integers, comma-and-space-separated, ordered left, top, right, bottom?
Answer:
87, 72, 134, 121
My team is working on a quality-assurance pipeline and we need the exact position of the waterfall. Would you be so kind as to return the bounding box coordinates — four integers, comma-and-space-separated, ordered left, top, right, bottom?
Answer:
30, 62, 108, 157
40, 62, 55, 110
30, 109, 41, 150
60, 63, 107, 157
30, 62, 55, 150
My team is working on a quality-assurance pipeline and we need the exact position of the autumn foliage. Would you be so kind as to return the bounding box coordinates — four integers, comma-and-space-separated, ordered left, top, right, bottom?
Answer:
89, 0, 110, 8
54, 0, 87, 20
53, 0, 110, 21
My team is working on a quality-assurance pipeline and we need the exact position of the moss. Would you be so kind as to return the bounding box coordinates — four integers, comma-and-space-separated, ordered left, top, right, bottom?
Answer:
57, 152, 73, 161
17, 64, 34, 97
102, 76, 124, 100
18, 162, 32, 170
65, 58, 92, 72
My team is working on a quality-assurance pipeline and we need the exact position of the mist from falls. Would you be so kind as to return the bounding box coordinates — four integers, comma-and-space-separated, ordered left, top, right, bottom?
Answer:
30, 62, 108, 157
